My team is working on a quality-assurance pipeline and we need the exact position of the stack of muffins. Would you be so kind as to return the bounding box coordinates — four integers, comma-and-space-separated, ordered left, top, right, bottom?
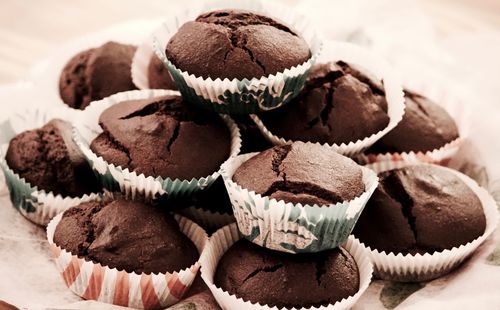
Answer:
0, 1, 498, 310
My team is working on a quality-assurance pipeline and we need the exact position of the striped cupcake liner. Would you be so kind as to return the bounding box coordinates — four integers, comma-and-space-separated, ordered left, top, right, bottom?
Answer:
47, 213, 208, 309
220, 146, 379, 253
250, 41, 406, 157
357, 76, 469, 166
353, 163, 499, 282
0, 107, 101, 226
73, 89, 242, 201
200, 223, 373, 310
151, 0, 322, 114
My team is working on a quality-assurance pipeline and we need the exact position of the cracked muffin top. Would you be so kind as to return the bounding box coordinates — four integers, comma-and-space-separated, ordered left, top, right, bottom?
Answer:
90, 95, 231, 180
258, 61, 389, 145
165, 10, 311, 80
53, 195, 199, 274
232, 142, 365, 205
214, 238, 359, 308
353, 165, 486, 254
366, 90, 459, 153
5, 119, 100, 197
59, 42, 137, 110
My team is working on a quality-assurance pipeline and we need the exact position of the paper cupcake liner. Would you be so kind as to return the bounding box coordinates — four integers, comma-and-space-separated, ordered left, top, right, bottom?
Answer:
73, 89, 242, 201
250, 41, 405, 156
131, 32, 177, 90
220, 148, 379, 253
200, 223, 373, 310
353, 164, 499, 282
47, 212, 208, 309
357, 76, 470, 166
151, 0, 322, 114
176, 206, 236, 233
0, 106, 101, 226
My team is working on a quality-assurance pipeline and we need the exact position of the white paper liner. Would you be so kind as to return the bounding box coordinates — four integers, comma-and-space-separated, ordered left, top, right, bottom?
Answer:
131, 33, 176, 90
47, 212, 208, 309
250, 40, 405, 156
0, 106, 101, 226
73, 89, 242, 200
176, 206, 235, 232
200, 223, 373, 310
151, 0, 323, 113
220, 146, 379, 253
353, 163, 499, 282
357, 76, 470, 165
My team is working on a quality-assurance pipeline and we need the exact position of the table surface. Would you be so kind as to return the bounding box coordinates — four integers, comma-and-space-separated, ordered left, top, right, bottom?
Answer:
0, 0, 499, 84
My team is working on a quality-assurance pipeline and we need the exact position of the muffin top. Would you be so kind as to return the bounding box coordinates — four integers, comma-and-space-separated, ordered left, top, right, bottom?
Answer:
90, 95, 231, 180
258, 61, 389, 145
367, 90, 459, 153
232, 142, 365, 205
59, 41, 137, 110
165, 9, 311, 80
215, 238, 359, 309
5, 119, 99, 197
148, 55, 177, 90
53, 196, 199, 274
353, 165, 486, 254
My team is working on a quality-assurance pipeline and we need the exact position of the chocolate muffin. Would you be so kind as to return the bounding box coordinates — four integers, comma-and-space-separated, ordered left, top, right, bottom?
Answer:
232, 142, 365, 205
232, 115, 271, 153
353, 165, 486, 254
367, 90, 459, 154
148, 55, 177, 90
59, 41, 137, 110
53, 196, 199, 274
90, 95, 231, 180
165, 10, 311, 80
5, 119, 99, 197
258, 61, 389, 145
215, 238, 359, 308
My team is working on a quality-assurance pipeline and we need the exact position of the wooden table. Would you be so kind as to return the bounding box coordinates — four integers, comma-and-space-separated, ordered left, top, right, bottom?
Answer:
0, 0, 499, 84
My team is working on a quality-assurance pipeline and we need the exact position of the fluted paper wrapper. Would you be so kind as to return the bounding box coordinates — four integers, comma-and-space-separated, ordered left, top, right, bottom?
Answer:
73, 89, 242, 200
200, 223, 373, 310
358, 77, 469, 165
47, 213, 208, 309
0, 107, 101, 225
152, 0, 322, 114
251, 41, 405, 156
353, 163, 499, 282
220, 148, 379, 253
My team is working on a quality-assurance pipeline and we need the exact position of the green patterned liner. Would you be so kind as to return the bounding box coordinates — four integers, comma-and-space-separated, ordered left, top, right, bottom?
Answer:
250, 41, 406, 157
151, 1, 322, 114
200, 223, 374, 310
73, 89, 242, 201
220, 151, 379, 253
354, 163, 499, 282
0, 107, 101, 226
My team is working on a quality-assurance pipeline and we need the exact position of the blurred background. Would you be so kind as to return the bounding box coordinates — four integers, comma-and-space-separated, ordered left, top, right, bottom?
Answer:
1, 0, 500, 83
